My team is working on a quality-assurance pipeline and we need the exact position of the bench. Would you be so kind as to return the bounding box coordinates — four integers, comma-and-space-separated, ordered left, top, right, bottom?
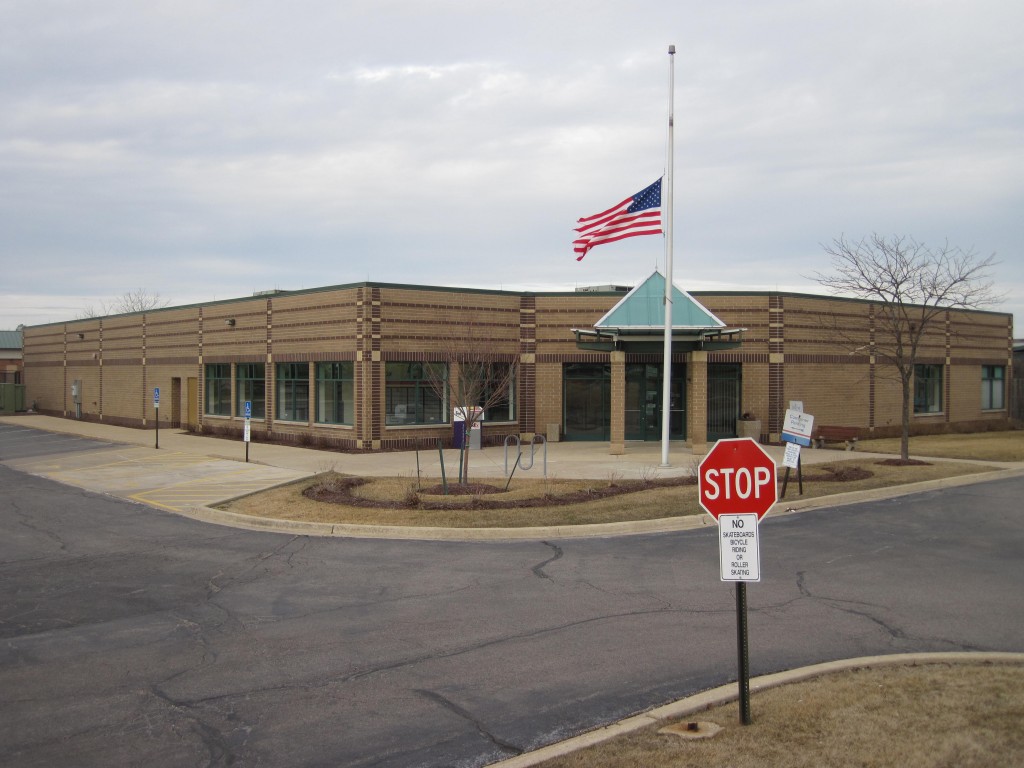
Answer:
812, 425, 860, 451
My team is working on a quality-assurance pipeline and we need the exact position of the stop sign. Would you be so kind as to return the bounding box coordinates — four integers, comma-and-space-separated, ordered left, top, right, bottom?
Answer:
698, 438, 778, 520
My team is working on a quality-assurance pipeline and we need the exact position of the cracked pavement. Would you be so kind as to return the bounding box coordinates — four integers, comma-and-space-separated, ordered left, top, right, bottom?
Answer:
1, 432, 1023, 766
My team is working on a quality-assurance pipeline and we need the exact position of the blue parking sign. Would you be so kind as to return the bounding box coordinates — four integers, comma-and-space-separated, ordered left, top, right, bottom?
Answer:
154, 387, 160, 407
244, 400, 252, 419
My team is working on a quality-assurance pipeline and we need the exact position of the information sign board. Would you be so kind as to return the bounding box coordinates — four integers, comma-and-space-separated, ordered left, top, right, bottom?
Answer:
781, 409, 814, 447
719, 514, 761, 582
783, 442, 801, 469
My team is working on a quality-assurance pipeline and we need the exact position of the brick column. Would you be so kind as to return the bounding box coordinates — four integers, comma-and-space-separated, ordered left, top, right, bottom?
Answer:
356, 287, 384, 449
609, 351, 625, 455
767, 294, 784, 441
688, 350, 708, 454
519, 297, 536, 436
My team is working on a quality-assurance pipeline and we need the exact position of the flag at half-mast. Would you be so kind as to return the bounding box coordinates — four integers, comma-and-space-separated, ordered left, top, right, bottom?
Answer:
573, 178, 663, 261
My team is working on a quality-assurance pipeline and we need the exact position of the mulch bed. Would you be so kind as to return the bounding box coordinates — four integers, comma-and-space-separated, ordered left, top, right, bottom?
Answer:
875, 458, 933, 466
302, 463, 880, 511
801, 465, 875, 482
304, 475, 696, 510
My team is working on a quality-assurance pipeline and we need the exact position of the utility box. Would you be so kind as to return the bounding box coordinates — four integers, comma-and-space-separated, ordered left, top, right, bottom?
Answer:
0, 383, 26, 414
452, 406, 484, 450
72, 379, 83, 418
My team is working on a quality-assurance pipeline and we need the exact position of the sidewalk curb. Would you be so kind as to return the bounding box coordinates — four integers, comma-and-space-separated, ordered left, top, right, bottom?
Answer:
488, 652, 1024, 767
186, 465, 1024, 540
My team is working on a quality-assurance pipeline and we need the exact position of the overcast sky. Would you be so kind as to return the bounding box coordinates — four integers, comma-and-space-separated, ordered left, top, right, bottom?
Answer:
2, 0, 1021, 332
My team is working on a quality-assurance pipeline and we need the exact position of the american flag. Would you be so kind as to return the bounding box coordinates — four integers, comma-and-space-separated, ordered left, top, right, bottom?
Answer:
573, 178, 663, 261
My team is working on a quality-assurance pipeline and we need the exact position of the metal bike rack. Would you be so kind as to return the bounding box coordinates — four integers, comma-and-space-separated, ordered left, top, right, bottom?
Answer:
503, 434, 547, 478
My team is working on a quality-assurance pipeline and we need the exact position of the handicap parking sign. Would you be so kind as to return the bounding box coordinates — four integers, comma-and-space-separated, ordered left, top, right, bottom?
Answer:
244, 400, 252, 419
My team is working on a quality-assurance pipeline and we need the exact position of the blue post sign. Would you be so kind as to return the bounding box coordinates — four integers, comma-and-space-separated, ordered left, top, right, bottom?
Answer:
243, 400, 252, 459
153, 387, 161, 449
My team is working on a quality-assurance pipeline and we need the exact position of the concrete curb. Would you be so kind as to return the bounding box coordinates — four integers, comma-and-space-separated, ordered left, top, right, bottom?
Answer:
488, 652, 1024, 768
186, 465, 1024, 541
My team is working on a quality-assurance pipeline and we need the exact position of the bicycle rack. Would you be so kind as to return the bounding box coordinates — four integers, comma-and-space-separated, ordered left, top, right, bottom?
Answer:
504, 434, 547, 478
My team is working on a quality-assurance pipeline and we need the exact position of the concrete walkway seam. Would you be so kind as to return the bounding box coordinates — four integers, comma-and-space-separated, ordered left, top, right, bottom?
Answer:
488, 652, 1024, 768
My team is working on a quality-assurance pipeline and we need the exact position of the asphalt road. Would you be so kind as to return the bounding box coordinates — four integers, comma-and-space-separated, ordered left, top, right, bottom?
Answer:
1, 428, 1022, 767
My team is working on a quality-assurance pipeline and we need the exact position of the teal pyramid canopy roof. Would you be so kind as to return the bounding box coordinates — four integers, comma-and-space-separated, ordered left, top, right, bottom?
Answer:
595, 271, 725, 330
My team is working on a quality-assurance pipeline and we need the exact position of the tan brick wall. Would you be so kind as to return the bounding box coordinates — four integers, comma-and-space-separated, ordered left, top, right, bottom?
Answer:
22, 324, 65, 413
21, 286, 1013, 447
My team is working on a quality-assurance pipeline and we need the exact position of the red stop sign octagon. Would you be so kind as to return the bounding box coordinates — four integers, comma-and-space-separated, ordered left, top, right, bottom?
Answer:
698, 438, 778, 520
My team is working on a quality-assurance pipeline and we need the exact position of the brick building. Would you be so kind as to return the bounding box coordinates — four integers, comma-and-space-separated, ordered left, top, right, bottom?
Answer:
0, 330, 23, 384
21, 275, 1013, 453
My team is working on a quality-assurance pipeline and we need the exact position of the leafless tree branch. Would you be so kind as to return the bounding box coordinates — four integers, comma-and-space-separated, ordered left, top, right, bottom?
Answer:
811, 234, 1001, 458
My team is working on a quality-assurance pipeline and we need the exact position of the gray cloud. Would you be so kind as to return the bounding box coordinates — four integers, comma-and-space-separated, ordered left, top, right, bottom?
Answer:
1, 0, 1020, 328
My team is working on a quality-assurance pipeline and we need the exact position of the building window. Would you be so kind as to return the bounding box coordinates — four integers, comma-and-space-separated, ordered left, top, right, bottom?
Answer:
913, 364, 943, 414
316, 362, 354, 425
481, 363, 515, 422
205, 364, 231, 416
385, 362, 447, 425
276, 363, 309, 422
236, 363, 266, 419
981, 365, 1005, 410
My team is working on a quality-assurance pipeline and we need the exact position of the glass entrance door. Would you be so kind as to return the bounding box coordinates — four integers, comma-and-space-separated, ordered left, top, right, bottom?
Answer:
707, 363, 741, 441
563, 363, 611, 441
625, 363, 687, 441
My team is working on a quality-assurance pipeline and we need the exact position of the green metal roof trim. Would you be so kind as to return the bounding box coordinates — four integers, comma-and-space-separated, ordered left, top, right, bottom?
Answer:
0, 330, 23, 349
595, 271, 726, 330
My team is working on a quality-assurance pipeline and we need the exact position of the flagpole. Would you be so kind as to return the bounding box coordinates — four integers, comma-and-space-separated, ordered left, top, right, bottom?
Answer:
660, 44, 675, 468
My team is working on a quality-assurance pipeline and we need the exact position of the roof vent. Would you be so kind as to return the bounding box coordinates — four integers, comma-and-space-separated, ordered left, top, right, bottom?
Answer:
576, 284, 631, 293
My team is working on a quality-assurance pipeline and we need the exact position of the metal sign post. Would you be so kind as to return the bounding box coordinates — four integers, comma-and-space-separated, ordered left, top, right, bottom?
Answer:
735, 582, 752, 724
698, 439, 776, 726
780, 442, 803, 498
153, 387, 160, 449
718, 512, 760, 725
243, 400, 251, 463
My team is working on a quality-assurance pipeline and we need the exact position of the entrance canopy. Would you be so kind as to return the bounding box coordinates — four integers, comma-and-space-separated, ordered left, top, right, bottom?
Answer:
573, 271, 743, 353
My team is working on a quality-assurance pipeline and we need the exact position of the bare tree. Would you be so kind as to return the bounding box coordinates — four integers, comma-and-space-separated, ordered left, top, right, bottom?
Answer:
424, 323, 518, 485
813, 234, 1000, 459
78, 289, 171, 319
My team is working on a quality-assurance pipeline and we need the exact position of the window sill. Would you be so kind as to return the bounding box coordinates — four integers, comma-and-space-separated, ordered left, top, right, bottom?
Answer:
313, 423, 354, 430
385, 423, 450, 430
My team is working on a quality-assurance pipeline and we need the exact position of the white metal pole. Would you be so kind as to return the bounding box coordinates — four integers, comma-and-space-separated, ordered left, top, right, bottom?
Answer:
660, 44, 675, 468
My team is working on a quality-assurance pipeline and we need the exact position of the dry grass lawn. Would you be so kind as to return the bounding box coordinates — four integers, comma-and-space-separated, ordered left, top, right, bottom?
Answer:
539, 662, 1024, 768
221, 458, 997, 528
858, 430, 1024, 462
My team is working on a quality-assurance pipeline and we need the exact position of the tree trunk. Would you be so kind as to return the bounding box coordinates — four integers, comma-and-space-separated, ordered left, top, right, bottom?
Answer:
900, 372, 911, 460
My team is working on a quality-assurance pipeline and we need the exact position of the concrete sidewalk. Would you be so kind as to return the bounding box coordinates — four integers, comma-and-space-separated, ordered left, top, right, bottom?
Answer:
0, 412, 877, 481
3, 412, 1020, 541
